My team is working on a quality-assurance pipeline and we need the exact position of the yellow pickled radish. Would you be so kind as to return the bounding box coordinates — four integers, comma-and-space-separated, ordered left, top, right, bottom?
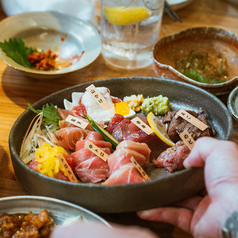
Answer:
114, 101, 130, 116
147, 112, 175, 147
103, 6, 151, 25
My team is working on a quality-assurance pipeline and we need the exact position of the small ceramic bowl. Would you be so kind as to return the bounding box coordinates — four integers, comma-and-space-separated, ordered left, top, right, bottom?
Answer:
0, 11, 101, 80
227, 86, 238, 121
0, 195, 111, 226
153, 27, 238, 95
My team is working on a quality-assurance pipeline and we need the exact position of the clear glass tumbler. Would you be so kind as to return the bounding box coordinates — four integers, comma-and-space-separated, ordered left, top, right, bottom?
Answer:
101, 0, 164, 69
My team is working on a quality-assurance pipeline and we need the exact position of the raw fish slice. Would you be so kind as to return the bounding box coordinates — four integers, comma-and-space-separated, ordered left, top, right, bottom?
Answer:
58, 108, 94, 130
108, 148, 147, 175
58, 108, 85, 120
72, 147, 111, 166
75, 140, 112, 152
71, 149, 95, 165
103, 163, 146, 185
75, 156, 110, 183
108, 115, 169, 161
85, 131, 104, 141
54, 127, 89, 151
116, 140, 151, 163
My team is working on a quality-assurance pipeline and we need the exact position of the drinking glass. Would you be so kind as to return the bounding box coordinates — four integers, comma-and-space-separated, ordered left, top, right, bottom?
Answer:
101, 0, 164, 69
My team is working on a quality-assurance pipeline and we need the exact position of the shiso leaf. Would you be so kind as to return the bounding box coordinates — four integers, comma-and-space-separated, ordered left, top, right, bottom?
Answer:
0, 38, 37, 68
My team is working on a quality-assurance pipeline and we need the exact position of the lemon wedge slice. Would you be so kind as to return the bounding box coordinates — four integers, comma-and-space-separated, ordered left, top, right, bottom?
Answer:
103, 6, 151, 25
147, 112, 175, 147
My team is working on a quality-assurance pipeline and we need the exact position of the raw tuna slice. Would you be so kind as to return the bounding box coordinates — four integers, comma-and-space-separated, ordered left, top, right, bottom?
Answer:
107, 114, 169, 161
103, 163, 146, 185
108, 148, 148, 175
75, 156, 110, 183
72, 131, 112, 183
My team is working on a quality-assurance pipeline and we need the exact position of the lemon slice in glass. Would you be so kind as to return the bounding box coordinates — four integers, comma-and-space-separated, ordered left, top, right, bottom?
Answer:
103, 6, 151, 25
147, 112, 175, 147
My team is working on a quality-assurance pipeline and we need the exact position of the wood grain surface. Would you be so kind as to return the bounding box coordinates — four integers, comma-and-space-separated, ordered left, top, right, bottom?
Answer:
0, 0, 238, 237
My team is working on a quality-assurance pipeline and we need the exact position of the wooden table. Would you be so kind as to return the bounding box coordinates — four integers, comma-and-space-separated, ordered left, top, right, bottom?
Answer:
0, 0, 238, 237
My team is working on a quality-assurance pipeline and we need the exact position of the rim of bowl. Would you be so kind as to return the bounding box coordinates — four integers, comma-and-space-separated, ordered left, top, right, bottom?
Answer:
228, 86, 238, 121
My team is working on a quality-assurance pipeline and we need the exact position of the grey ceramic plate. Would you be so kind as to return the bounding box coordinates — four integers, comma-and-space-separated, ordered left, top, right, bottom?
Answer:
0, 11, 101, 80
227, 86, 238, 121
0, 195, 110, 226
9, 77, 233, 213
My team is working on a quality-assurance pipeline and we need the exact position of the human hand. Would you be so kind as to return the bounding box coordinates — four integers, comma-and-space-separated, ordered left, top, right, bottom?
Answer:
50, 221, 158, 238
137, 137, 238, 238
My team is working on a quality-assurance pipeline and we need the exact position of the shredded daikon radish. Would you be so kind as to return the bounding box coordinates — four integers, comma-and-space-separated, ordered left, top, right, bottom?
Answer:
20, 112, 43, 162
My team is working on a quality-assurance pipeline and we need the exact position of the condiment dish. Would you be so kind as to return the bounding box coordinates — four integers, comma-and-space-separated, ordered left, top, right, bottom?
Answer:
153, 27, 238, 95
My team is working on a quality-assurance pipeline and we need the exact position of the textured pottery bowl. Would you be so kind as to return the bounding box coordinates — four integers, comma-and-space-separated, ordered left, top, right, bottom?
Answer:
0, 11, 101, 80
153, 27, 238, 95
0, 195, 110, 226
9, 77, 233, 213
227, 86, 238, 121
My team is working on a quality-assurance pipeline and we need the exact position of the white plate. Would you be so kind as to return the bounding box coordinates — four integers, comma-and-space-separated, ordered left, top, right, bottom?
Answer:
64, 92, 136, 122
167, 0, 195, 10
0, 11, 101, 80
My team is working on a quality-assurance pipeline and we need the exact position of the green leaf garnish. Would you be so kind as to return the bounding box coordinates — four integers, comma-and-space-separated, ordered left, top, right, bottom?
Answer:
0, 38, 37, 68
183, 69, 211, 84
28, 103, 61, 126
183, 69, 225, 84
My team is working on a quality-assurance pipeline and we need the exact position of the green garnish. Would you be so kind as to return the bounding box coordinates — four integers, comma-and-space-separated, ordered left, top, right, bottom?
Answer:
83, 113, 119, 149
183, 69, 211, 84
28, 103, 61, 126
0, 38, 37, 68
183, 69, 225, 84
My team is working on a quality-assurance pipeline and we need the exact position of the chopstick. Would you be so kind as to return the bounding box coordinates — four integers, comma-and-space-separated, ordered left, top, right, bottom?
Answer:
164, 0, 182, 23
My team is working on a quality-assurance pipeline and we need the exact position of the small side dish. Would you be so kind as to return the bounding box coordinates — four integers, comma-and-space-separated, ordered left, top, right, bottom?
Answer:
0, 195, 110, 237
0, 38, 84, 71
0, 210, 54, 238
153, 27, 238, 94
0, 11, 101, 79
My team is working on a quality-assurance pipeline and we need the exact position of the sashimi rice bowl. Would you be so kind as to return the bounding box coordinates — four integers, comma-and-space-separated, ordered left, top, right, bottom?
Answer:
9, 77, 232, 213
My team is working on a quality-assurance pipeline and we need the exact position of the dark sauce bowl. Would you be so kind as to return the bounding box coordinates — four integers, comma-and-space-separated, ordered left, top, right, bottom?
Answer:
153, 27, 238, 95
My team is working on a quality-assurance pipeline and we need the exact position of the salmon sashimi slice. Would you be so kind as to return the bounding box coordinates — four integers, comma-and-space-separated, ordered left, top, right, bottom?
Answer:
54, 127, 89, 151
103, 163, 146, 185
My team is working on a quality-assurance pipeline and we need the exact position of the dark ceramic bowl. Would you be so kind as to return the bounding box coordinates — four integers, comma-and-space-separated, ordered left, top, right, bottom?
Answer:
9, 77, 233, 213
153, 27, 238, 95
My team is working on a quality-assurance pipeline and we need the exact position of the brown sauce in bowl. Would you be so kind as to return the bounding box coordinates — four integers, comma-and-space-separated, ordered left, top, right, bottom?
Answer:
0, 210, 54, 238
154, 35, 238, 84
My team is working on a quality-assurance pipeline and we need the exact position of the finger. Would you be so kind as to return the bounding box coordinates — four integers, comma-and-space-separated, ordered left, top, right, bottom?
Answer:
137, 207, 193, 234
173, 196, 203, 211
183, 137, 238, 168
